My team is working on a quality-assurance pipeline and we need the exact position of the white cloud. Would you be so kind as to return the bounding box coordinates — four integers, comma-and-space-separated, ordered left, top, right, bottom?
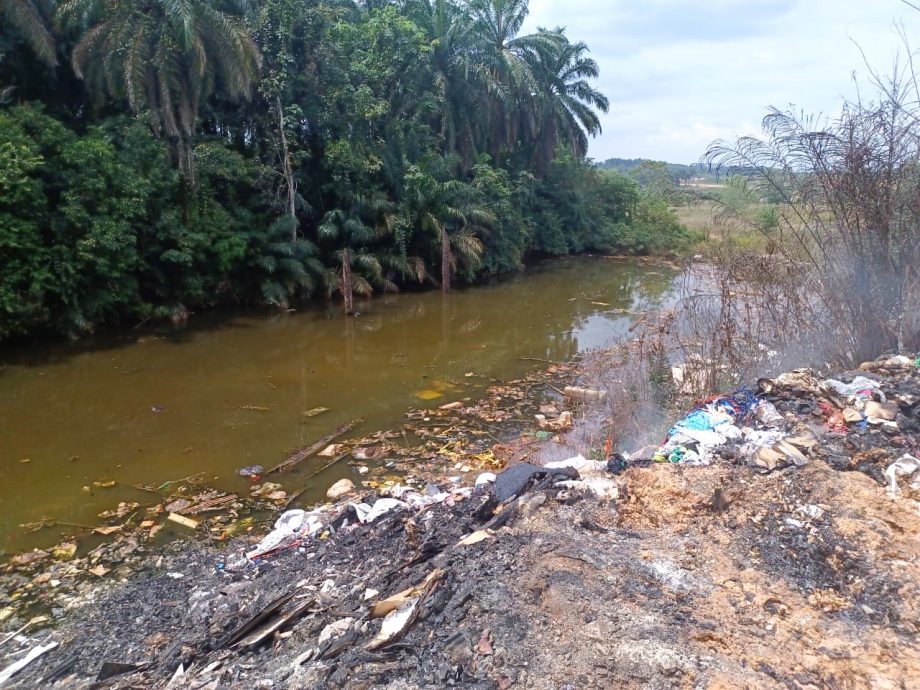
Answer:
525, 0, 920, 162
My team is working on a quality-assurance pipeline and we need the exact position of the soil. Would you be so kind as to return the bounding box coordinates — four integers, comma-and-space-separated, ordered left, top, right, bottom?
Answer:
2, 357, 920, 689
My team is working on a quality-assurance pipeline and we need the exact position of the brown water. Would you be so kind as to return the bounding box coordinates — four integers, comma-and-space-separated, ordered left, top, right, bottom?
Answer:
0, 257, 680, 554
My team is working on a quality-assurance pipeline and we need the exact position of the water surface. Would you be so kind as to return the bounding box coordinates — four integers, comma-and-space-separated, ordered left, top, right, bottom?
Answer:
0, 257, 680, 553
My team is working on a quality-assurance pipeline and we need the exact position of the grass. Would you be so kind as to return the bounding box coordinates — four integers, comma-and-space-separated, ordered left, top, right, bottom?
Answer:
673, 198, 778, 256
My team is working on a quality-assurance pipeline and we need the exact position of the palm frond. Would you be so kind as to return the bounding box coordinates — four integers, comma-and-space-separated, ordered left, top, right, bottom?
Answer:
351, 273, 374, 297
260, 279, 289, 308
255, 255, 277, 273
2, 0, 56, 66
64, 0, 260, 176
450, 228, 485, 268
353, 252, 384, 282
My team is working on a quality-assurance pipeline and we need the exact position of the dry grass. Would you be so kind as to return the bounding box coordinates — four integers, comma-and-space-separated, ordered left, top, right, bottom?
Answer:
705, 68, 920, 360
673, 201, 718, 238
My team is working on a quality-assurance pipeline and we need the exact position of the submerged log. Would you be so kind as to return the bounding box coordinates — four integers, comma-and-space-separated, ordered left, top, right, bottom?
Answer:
266, 419, 362, 475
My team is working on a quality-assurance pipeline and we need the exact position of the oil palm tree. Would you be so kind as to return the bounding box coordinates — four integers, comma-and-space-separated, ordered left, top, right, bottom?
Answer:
406, 0, 480, 167
251, 216, 326, 309
532, 30, 609, 170
1, 0, 56, 66
402, 162, 494, 292
466, 0, 562, 164
318, 195, 396, 315
60, 0, 261, 185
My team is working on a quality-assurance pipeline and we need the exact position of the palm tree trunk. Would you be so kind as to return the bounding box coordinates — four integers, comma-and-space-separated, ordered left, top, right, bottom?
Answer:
344, 315, 355, 366
441, 228, 452, 293
275, 96, 297, 240
440, 291, 450, 349
174, 137, 195, 223
342, 248, 354, 315
178, 137, 197, 190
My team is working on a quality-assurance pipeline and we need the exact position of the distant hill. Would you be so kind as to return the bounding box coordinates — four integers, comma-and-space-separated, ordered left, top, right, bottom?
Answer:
596, 158, 715, 182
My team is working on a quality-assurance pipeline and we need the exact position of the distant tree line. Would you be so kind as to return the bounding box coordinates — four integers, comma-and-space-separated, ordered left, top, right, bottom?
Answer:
597, 157, 714, 182
0, 0, 690, 342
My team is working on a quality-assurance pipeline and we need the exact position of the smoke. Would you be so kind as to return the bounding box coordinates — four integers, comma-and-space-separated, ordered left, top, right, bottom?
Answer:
705, 59, 920, 363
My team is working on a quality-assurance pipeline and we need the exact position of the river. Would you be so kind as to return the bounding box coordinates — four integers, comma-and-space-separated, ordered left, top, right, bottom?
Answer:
0, 257, 681, 555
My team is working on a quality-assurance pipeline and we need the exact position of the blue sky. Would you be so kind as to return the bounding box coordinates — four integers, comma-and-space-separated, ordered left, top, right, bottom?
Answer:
525, 0, 920, 163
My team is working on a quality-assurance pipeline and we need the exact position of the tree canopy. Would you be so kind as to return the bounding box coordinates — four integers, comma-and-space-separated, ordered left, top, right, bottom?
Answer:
0, 0, 690, 341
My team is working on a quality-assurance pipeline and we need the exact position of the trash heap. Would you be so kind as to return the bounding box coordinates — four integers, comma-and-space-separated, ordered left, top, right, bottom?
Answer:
239, 454, 619, 566
651, 354, 920, 491
0, 451, 614, 688
1, 353, 919, 689
651, 385, 819, 471
242, 485, 476, 563
0, 363, 580, 628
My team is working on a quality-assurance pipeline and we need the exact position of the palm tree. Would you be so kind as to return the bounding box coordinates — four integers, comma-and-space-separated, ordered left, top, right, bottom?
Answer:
466, 0, 563, 164
532, 30, 609, 170
0, 0, 56, 66
402, 162, 494, 292
251, 216, 326, 309
405, 0, 480, 166
318, 195, 396, 315
60, 0, 261, 185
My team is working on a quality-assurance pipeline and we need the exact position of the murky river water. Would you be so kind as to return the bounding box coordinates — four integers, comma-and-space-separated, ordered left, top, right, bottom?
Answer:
0, 257, 680, 554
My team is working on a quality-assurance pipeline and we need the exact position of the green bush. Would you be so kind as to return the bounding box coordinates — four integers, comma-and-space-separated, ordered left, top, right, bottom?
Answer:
0, 105, 145, 337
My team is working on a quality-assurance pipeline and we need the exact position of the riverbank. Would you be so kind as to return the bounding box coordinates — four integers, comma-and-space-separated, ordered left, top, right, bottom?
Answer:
0, 255, 683, 555
2, 353, 920, 688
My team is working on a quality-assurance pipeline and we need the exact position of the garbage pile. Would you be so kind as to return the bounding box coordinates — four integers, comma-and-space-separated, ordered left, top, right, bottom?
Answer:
243, 485, 475, 563
0, 453, 611, 688
0, 362, 581, 629
651, 385, 818, 470
649, 354, 920, 493
1, 353, 919, 689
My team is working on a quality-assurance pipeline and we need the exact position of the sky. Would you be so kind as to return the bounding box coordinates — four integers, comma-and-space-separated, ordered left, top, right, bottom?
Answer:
524, 0, 920, 163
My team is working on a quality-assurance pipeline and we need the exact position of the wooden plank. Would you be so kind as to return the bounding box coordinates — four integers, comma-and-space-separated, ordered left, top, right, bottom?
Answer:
266, 419, 362, 475
167, 513, 199, 529
235, 597, 315, 649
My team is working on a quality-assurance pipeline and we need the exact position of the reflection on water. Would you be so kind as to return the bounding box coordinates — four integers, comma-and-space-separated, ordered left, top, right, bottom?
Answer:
0, 257, 680, 553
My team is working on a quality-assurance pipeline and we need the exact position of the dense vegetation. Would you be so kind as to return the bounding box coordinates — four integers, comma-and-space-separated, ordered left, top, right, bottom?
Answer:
0, 0, 689, 341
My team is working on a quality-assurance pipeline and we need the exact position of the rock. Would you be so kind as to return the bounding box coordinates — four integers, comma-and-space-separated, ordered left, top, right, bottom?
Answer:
326, 478, 355, 500
520, 492, 547, 517
318, 619, 351, 645
12, 550, 49, 567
